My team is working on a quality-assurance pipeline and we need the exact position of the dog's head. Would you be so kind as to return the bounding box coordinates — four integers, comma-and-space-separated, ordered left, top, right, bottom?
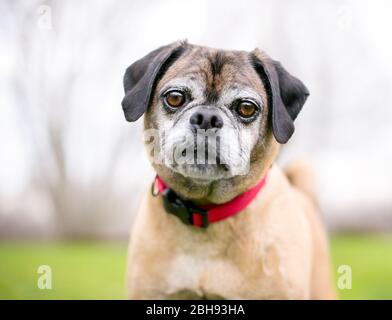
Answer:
121, 42, 309, 202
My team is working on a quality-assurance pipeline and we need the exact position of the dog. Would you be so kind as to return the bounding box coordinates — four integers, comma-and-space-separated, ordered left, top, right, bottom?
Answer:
121, 41, 336, 299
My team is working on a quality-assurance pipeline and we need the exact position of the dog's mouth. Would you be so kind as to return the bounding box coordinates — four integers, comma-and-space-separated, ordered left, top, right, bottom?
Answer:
170, 162, 231, 182
166, 141, 233, 181
161, 127, 250, 181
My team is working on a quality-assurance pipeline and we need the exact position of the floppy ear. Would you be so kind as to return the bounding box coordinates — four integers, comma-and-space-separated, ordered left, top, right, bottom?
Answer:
251, 51, 309, 143
121, 43, 186, 122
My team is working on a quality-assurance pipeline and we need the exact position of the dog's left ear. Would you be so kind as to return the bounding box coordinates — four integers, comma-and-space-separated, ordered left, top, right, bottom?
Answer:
251, 50, 309, 143
121, 42, 186, 122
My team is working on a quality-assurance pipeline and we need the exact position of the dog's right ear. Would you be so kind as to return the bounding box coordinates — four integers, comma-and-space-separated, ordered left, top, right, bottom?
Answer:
121, 43, 186, 122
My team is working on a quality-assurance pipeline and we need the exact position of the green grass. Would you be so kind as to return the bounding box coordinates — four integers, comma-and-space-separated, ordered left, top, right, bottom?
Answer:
331, 234, 392, 300
0, 234, 391, 299
0, 242, 127, 299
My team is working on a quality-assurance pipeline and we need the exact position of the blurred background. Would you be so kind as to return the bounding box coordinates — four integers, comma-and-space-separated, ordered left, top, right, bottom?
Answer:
0, 0, 391, 299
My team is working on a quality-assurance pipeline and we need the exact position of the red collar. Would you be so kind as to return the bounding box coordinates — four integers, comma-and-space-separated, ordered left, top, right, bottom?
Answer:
153, 174, 267, 228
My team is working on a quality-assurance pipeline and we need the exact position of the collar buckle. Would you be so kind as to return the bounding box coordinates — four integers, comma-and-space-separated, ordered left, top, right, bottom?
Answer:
188, 203, 209, 228
162, 189, 208, 228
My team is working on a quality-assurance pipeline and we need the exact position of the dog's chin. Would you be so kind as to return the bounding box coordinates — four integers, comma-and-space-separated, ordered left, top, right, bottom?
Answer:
169, 163, 232, 184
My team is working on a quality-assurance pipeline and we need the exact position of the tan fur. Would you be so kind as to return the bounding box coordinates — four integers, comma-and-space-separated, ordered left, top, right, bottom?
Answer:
284, 160, 336, 299
127, 165, 336, 299
127, 44, 336, 299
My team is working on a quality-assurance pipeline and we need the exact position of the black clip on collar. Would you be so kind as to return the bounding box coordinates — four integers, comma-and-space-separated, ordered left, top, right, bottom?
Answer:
162, 188, 209, 228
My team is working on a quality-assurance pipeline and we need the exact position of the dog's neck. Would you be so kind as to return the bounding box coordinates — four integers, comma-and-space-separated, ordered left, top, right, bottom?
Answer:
154, 174, 269, 228
154, 166, 270, 205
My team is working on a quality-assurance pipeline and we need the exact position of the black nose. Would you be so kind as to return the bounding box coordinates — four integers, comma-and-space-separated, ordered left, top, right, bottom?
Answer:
189, 110, 224, 130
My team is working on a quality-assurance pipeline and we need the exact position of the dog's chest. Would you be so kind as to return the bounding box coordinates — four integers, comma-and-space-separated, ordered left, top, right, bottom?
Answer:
161, 234, 287, 299
163, 252, 235, 299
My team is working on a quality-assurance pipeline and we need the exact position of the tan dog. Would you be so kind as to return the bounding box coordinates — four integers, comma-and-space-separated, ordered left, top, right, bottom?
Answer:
122, 41, 336, 299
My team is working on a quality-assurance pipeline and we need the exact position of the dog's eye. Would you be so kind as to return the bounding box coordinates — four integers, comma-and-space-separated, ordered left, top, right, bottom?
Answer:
236, 100, 257, 119
164, 91, 185, 108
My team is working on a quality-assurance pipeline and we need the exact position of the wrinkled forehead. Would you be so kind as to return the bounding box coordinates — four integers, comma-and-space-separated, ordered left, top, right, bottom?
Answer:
157, 46, 267, 103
